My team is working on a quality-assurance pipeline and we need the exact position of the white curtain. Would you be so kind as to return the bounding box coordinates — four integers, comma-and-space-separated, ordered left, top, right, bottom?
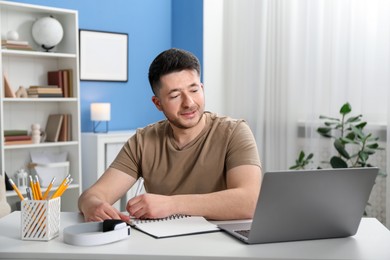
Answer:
214, 0, 390, 224
221, 0, 389, 171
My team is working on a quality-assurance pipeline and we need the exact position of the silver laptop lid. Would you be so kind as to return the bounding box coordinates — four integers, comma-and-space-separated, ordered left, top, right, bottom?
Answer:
247, 167, 378, 243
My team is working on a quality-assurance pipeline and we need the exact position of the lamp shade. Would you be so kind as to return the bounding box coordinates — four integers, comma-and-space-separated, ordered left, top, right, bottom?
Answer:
91, 103, 111, 121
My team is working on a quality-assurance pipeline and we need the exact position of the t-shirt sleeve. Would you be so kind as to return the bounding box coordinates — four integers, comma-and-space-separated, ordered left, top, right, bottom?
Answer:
109, 134, 140, 179
225, 121, 261, 171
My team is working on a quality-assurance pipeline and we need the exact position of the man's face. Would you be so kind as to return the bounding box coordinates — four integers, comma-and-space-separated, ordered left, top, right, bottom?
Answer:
152, 69, 205, 130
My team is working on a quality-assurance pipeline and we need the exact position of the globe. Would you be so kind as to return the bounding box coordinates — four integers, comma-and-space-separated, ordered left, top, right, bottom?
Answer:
32, 16, 64, 52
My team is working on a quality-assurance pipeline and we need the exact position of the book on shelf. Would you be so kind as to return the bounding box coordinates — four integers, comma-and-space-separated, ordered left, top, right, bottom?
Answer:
67, 69, 74, 97
4, 135, 31, 142
4, 139, 33, 145
58, 114, 72, 142
45, 114, 72, 142
48, 69, 73, 98
128, 215, 219, 238
1, 39, 29, 45
2, 45, 33, 51
27, 85, 63, 98
2, 39, 33, 50
29, 85, 62, 91
45, 114, 64, 142
4, 130, 29, 136
28, 93, 64, 98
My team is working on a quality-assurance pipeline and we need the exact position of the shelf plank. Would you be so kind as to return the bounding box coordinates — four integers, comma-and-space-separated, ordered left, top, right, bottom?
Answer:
1, 49, 77, 58
3, 141, 79, 150
2, 98, 78, 102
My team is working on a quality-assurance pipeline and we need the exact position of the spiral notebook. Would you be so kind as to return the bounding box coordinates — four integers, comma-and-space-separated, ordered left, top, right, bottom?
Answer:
128, 215, 219, 238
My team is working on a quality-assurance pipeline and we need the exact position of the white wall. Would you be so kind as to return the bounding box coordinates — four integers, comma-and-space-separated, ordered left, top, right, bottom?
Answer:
203, 0, 225, 116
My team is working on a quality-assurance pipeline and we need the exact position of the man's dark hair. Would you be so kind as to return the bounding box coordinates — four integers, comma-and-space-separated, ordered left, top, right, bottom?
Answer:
148, 48, 201, 95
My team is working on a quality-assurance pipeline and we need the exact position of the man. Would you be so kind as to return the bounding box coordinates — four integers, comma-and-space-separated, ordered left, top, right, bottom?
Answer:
78, 48, 262, 222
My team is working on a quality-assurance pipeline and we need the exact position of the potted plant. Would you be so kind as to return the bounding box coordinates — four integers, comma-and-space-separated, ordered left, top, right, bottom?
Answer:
290, 102, 384, 170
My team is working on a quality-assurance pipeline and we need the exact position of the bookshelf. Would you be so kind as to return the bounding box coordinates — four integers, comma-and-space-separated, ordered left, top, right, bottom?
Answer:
0, 1, 81, 211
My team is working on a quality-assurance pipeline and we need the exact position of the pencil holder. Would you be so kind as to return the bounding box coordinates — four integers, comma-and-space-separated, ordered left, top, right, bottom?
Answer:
21, 197, 61, 241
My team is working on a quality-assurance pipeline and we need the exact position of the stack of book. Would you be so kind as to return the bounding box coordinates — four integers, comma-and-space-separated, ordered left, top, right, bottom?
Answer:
48, 69, 73, 98
4, 130, 32, 145
1, 40, 33, 51
27, 85, 63, 98
45, 114, 72, 142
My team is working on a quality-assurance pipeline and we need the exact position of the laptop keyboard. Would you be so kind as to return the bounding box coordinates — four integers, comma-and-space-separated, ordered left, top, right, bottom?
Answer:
235, 229, 250, 238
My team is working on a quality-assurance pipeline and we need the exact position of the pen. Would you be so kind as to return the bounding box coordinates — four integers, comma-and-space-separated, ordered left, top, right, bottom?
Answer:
134, 177, 144, 197
42, 177, 56, 200
8, 178, 25, 201
26, 187, 32, 200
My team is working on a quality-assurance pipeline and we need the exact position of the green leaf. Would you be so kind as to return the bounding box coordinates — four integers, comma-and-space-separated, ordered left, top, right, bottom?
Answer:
298, 151, 305, 162
340, 137, 358, 144
366, 143, 379, 149
317, 127, 333, 138
345, 132, 356, 140
340, 103, 352, 115
363, 148, 376, 155
290, 151, 314, 170
334, 139, 350, 159
319, 115, 339, 121
358, 151, 369, 162
346, 115, 362, 123
317, 127, 332, 134
330, 156, 348, 168
355, 122, 367, 129
324, 121, 338, 126
351, 125, 365, 139
363, 133, 372, 141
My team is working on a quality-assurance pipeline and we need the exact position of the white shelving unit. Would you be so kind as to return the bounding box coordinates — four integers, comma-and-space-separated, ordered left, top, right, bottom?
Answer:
0, 1, 81, 211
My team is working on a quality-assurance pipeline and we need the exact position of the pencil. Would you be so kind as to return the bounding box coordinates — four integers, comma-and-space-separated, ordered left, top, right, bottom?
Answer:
35, 175, 43, 200
42, 177, 56, 200
8, 178, 25, 201
50, 174, 70, 199
56, 177, 73, 197
29, 175, 37, 200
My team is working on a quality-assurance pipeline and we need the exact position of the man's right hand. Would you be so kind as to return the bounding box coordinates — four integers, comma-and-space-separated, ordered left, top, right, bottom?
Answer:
81, 199, 130, 222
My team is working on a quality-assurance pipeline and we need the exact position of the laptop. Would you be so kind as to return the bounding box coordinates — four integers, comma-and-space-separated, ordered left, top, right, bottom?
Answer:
218, 167, 378, 244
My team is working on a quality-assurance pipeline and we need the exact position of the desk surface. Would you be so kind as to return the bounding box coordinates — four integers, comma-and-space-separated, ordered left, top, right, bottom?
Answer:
0, 212, 390, 260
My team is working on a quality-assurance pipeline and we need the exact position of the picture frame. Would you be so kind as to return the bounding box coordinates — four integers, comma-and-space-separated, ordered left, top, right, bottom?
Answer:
79, 29, 128, 82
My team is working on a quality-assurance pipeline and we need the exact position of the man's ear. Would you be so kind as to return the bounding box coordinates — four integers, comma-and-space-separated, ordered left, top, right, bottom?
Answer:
152, 96, 163, 111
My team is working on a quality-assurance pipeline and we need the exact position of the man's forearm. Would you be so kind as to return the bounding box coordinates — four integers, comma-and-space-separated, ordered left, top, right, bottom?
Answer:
172, 187, 259, 220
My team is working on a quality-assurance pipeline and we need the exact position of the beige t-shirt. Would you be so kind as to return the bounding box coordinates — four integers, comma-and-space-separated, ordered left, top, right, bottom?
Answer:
110, 112, 261, 195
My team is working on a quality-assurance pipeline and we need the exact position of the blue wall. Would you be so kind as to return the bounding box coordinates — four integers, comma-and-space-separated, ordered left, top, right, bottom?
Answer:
8, 0, 203, 132
172, 0, 203, 77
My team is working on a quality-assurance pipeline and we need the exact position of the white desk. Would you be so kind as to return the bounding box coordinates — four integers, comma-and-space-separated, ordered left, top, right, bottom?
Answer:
1, 212, 390, 260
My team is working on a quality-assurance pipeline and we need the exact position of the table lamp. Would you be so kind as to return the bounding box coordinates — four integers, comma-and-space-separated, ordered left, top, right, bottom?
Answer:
91, 103, 111, 133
